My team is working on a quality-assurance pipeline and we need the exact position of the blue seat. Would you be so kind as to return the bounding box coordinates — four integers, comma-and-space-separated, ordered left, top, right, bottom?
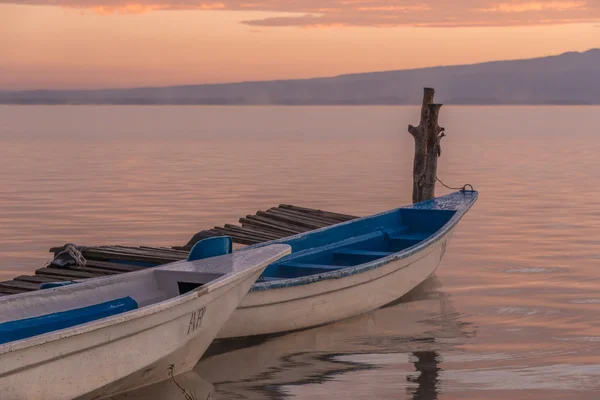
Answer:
40, 281, 77, 290
333, 249, 394, 265
0, 297, 138, 345
187, 236, 232, 261
277, 262, 343, 278
387, 232, 430, 251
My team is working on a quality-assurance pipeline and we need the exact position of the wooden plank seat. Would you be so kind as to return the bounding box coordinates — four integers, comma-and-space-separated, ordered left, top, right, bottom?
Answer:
0, 280, 42, 292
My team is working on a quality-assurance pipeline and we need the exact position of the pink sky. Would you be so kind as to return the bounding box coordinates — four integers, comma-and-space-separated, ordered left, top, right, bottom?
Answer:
1, 0, 599, 89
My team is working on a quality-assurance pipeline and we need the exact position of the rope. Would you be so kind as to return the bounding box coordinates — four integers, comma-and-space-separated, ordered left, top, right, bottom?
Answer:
54, 243, 87, 267
168, 365, 195, 400
415, 173, 474, 193
436, 177, 474, 192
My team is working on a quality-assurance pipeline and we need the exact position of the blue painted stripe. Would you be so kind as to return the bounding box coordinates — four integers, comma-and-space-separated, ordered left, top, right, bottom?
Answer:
0, 297, 139, 345
40, 281, 77, 290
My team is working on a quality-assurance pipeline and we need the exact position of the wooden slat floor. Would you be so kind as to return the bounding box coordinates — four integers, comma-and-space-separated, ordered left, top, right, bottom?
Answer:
0, 205, 357, 296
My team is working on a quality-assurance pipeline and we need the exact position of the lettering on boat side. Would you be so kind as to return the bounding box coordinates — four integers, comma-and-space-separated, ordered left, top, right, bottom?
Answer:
187, 307, 206, 335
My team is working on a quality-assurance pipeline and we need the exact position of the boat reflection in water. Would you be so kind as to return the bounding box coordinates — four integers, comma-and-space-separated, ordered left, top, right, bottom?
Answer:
193, 276, 476, 400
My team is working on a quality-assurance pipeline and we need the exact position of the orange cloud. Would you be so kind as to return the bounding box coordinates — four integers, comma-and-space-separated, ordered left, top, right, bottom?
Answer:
2, 0, 599, 26
354, 4, 431, 12
475, 1, 586, 13
90, 3, 169, 14
82, 2, 225, 14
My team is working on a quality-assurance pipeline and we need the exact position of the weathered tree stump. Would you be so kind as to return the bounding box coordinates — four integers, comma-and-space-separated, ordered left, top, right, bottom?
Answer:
408, 88, 445, 203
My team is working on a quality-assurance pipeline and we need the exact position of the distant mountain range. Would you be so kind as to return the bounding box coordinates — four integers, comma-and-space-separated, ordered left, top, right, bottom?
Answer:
1, 49, 599, 105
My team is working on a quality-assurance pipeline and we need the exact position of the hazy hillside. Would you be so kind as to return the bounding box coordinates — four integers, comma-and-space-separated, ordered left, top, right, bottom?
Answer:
1, 49, 599, 105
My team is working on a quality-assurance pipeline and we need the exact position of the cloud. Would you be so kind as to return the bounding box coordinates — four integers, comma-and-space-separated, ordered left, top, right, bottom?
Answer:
90, 2, 225, 14
475, 1, 586, 13
90, 4, 170, 14
3, 0, 600, 26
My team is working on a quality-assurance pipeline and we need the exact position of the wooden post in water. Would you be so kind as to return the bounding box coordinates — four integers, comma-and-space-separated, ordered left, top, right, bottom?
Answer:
408, 88, 445, 203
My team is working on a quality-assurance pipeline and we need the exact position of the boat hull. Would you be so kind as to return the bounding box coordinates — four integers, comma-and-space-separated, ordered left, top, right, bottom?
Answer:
0, 267, 265, 400
218, 228, 454, 339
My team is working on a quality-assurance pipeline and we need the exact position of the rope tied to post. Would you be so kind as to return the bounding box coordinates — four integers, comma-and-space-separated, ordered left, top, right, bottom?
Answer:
417, 174, 474, 193
436, 177, 475, 192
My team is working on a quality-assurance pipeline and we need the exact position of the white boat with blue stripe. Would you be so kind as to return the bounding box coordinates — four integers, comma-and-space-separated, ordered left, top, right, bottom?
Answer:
0, 244, 290, 400
217, 190, 477, 338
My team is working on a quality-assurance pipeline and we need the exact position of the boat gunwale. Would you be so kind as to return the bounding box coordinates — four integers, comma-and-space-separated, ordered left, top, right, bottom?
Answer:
0, 245, 290, 355
247, 190, 478, 292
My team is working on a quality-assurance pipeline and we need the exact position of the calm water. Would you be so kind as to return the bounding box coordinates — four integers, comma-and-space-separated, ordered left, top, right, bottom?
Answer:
1, 105, 600, 399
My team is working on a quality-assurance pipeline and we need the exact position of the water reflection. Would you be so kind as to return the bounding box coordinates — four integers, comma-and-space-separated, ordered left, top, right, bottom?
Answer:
406, 351, 441, 400
194, 277, 476, 399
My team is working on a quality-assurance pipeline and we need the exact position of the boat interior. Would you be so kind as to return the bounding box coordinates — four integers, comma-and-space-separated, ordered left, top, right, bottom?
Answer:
259, 208, 455, 281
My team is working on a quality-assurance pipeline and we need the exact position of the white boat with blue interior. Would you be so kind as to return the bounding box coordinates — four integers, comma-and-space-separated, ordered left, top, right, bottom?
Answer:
0, 244, 290, 400
216, 190, 477, 338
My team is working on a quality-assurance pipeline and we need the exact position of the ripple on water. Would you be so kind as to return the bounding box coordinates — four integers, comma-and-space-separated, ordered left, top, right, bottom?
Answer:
504, 267, 567, 274
444, 364, 600, 391
544, 224, 581, 230
569, 299, 600, 304
556, 336, 600, 343
495, 307, 561, 316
